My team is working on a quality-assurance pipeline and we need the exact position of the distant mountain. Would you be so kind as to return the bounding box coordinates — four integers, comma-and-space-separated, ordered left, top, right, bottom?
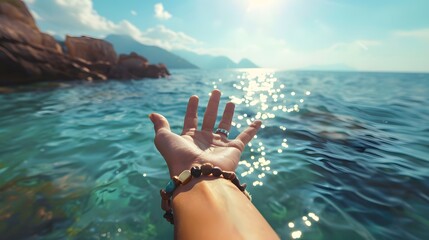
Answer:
171, 50, 213, 68
105, 34, 198, 69
172, 49, 259, 69
237, 58, 258, 68
207, 56, 237, 69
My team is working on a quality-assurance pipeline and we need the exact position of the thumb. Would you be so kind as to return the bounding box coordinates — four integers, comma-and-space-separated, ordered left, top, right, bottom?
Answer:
149, 113, 171, 133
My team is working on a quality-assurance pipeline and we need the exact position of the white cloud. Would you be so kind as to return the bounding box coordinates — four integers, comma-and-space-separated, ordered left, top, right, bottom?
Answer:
25, 0, 200, 51
394, 28, 429, 41
137, 25, 201, 50
289, 38, 428, 72
30, 9, 42, 20
313, 19, 332, 34
24, 0, 428, 72
131, 10, 137, 16
26, 0, 138, 37
358, 40, 380, 50
201, 27, 388, 70
154, 3, 172, 20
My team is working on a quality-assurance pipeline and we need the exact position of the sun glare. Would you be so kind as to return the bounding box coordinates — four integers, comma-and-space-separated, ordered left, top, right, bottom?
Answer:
245, 0, 281, 12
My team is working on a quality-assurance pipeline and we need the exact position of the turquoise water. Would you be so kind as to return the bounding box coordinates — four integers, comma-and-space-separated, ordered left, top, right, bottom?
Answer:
1, 70, 428, 239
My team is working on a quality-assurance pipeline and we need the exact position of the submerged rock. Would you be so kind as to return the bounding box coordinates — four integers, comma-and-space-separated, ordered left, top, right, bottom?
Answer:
0, 174, 90, 239
0, 0, 170, 86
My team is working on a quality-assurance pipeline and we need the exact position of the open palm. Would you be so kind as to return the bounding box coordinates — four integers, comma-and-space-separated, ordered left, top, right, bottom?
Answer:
150, 90, 261, 177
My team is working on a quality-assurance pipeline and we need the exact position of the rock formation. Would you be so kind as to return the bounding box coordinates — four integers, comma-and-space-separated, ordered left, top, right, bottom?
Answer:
65, 36, 117, 65
0, 0, 169, 86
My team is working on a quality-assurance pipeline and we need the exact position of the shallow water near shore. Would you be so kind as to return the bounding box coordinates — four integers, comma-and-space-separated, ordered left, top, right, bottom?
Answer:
1, 69, 429, 239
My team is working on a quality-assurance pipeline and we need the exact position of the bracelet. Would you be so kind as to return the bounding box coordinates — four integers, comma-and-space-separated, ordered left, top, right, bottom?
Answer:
160, 163, 251, 224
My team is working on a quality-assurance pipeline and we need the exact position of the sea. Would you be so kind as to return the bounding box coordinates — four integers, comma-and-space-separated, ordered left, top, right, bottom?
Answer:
0, 69, 428, 240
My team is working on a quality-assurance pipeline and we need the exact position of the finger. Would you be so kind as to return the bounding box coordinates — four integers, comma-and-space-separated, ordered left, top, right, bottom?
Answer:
182, 95, 199, 133
149, 113, 171, 134
201, 89, 221, 131
217, 102, 235, 132
235, 120, 262, 145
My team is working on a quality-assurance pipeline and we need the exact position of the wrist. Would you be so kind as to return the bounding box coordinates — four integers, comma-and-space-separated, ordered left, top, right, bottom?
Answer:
172, 176, 237, 198
167, 162, 200, 178
159, 163, 250, 224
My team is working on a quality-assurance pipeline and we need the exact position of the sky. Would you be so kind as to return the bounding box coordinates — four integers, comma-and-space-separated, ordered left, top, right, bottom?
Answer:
25, 0, 429, 72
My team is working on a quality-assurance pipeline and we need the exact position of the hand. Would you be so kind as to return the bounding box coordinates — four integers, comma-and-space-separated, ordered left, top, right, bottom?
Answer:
149, 89, 261, 177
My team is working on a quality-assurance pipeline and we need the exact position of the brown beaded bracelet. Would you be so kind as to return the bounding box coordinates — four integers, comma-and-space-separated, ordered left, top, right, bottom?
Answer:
160, 163, 251, 224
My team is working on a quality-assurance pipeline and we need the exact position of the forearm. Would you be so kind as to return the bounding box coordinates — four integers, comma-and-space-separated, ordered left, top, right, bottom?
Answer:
172, 177, 279, 240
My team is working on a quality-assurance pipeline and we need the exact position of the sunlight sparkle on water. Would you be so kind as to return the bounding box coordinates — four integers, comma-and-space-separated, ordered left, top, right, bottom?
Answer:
210, 69, 319, 239
210, 70, 312, 186
286, 212, 321, 239
291, 231, 302, 239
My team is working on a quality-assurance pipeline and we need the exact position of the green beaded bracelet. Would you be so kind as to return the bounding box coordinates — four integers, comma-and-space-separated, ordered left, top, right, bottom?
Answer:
160, 163, 251, 224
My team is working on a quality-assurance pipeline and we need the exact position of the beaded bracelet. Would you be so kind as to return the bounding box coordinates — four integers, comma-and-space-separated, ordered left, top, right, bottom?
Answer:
160, 163, 251, 224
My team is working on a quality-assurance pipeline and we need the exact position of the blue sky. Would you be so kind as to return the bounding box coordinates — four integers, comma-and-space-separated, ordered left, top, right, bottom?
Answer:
25, 0, 429, 72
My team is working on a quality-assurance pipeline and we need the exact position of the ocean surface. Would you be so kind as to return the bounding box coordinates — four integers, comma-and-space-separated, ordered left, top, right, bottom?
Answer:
1, 69, 428, 240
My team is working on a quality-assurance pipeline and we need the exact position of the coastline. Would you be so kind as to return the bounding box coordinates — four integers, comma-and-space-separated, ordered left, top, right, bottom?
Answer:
0, 0, 170, 87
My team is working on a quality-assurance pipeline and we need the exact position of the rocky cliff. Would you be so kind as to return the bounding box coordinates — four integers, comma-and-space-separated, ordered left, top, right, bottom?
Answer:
0, 0, 169, 86
65, 36, 118, 65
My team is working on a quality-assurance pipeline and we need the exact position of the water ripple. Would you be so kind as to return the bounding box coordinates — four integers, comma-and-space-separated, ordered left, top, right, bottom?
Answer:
1, 70, 429, 239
